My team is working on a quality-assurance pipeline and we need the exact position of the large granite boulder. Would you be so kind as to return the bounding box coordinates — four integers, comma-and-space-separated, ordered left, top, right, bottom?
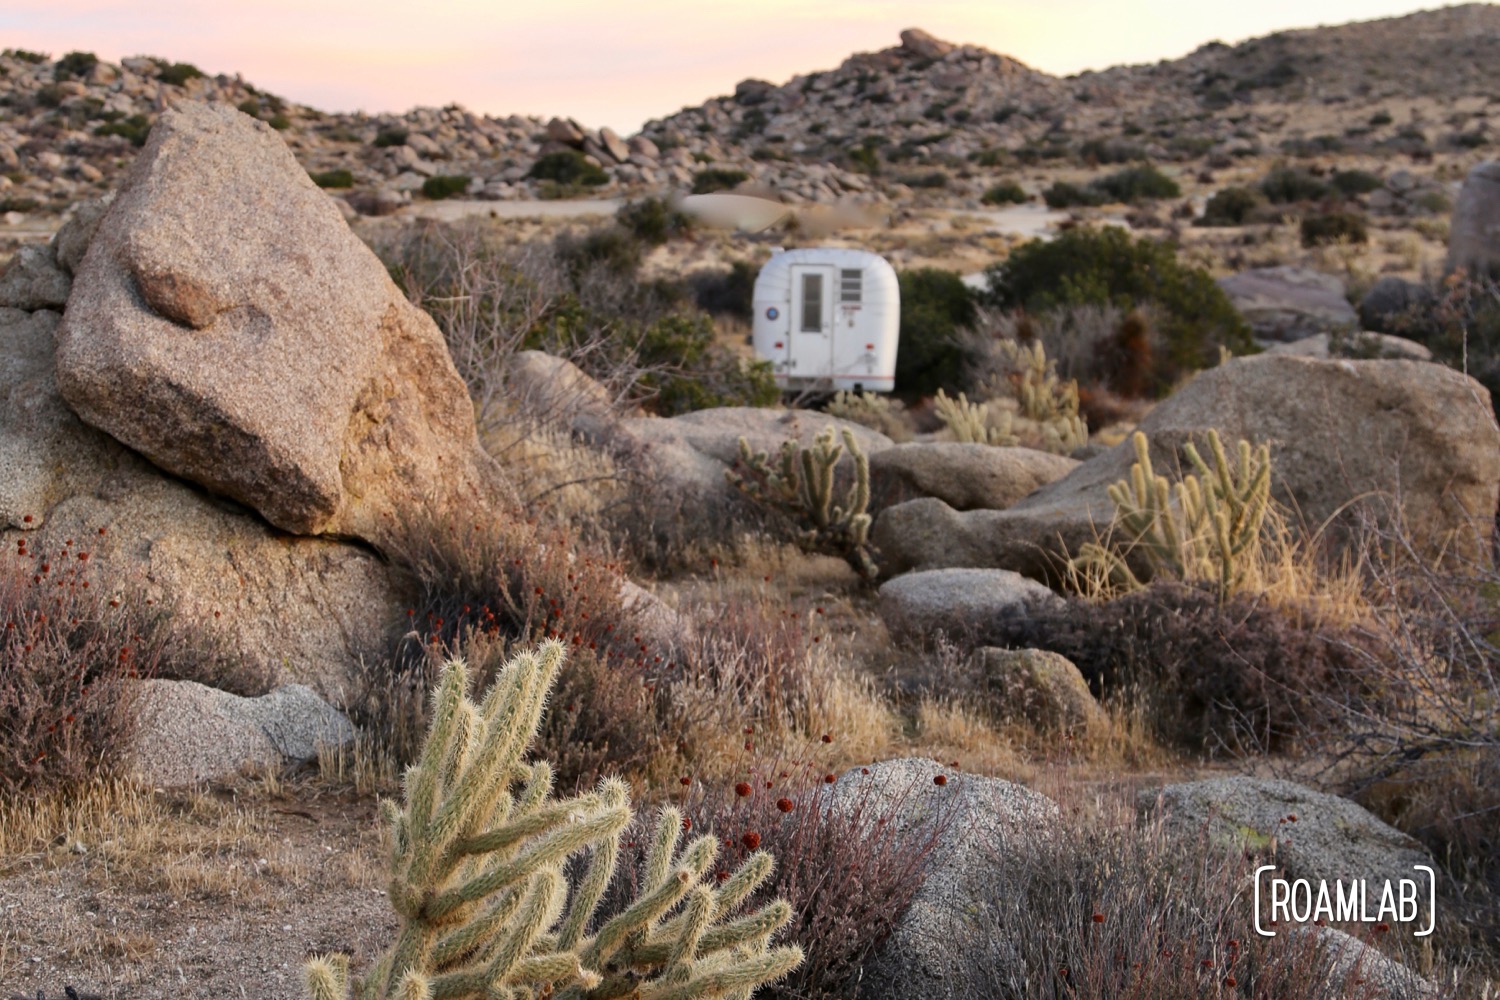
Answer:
1141, 777, 1433, 891
1217, 266, 1359, 342
875, 355, 1500, 580
821, 758, 1059, 1000
878, 568, 1062, 644
868, 442, 1078, 513
1448, 160, 1500, 278
55, 102, 507, 551
1, 306, 409, 699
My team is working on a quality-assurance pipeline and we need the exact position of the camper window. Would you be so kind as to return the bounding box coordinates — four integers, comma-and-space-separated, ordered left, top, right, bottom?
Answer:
839, 269, 862, 304
800, 273, 823, 332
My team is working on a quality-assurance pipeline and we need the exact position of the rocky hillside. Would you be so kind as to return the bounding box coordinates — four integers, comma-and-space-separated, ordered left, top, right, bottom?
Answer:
1, 5, 1498, 222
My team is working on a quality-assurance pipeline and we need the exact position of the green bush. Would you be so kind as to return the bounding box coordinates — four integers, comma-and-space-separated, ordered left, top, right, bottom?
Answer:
638, 313, 779, 415
1260, 164, 1330, 204
981, 181, 1028, 206
266, 113, 291, 130
3, 49, 48, 64
901, 170, 949, 189
236, 98, 260, 116
52, 50, 97, 81
982, 226, 1254, 388
1329, 169, 1382, 196
372, 126, 408, 148
895, 268, 980, 396
691, 167, 750, 194
1369, 110, 1394, 126
1043, 181, 1106, 208
309, 168, 354, 189
690, 260, 757, 319
1300, 210, 1369, 247
1091, 164, 1181, 203
94, 113, 152, 147
616, 196, 691, 245
529, 149, 608, 187
1197, 185, 1262, 226
157, 61, 204, 86
420, 174, 471, 200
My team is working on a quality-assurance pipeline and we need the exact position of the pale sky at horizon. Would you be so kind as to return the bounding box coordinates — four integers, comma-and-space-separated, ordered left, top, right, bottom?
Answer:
0, 1, 1475, 135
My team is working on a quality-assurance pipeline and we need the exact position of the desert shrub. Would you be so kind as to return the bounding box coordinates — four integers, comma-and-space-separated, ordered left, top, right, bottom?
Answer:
3, 49, 48, 64
689, 259, 757, 319
1091, 164, 1180, 203
1197, 185, 1262, 226
824, 390, 913, 442
237, 98, 260, 116
555, 224, 645, 279
266, 113, 291, 130
308, 168, 353, 189
419, 174, 470, 200
529, 149, 608, 187
52, 50, 97, 81
691, 168, 750, 194
94, 113, 151, 147
1043, 181, 1105, 208
33, 84, 65, 109
1330, 169, 1382, 196
371, 125, 408, 148
1260, 164, 1330, 203
978, 583, 1391, 753
981, 181, 1028, 205
635, 313, 779, 415
1300, 210, 1368, 247
0, 540, 228, 794
1078, 137, 1147, 165
1369, 110, 1394, 126
895, 267, 980, 396
156, 61, 204, 86
616, 195, 691, 246
981, 226, 1254, 388
900, 170, 949, 189
668, 770, 945, 1000
0, 197, 40, 214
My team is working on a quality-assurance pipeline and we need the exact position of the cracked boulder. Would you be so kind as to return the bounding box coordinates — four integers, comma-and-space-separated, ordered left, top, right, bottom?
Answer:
55, 101, 508, 551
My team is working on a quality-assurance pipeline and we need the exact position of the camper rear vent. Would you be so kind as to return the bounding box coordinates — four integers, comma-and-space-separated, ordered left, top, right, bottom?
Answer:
839, 269, 862, 304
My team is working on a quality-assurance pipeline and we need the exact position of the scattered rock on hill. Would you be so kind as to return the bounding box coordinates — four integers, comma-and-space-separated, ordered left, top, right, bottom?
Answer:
55, 102, 509, 552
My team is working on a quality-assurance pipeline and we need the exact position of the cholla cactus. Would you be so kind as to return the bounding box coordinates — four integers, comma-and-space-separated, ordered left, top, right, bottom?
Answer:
824, 390, 912, 442
933, 389, 1018, 446
727, 426, 878, 579
306, 641, 802, 1000
1076, 429, 1272, 600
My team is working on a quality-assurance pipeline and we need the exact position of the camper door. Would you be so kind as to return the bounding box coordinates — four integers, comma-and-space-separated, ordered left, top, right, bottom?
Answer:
789, 265, 835, 379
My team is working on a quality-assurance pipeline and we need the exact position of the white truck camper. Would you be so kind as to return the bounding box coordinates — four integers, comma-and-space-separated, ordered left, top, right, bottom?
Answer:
751, 248, 900, 393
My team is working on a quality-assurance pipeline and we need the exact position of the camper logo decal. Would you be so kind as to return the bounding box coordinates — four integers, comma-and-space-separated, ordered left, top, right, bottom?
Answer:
765, 307, 779, 320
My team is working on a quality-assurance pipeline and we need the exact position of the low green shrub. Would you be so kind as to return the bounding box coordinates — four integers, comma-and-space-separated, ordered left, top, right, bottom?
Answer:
982, 226, 1254, 388
616, 196, 692, 245
372, 126, 408, 148
981, 181, 1029, 205
895, 268, 980, 396
1300, 210, 1368, 247
420, 174, 471, 200
52, 50, 97, 81
3, 49, 48, 64
1260, 164, 1330, 203
1329, 169, 1382, 196
1197, 185, 1262, 226
691, 167, 750, 194
529, 149, 608, 186
1043, 181, 1105, 208
157, 61, 204, 86
1091, 164, 1180, 203
94, 113, 152, 147
309, 168, 354, 189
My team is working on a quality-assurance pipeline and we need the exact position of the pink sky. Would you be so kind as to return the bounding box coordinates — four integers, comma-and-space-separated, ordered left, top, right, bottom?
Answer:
1, 1, 1465, 134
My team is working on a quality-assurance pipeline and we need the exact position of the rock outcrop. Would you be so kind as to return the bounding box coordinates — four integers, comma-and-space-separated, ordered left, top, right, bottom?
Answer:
1216, 266, 1359, 343
1448, 160, 1500, 278
55, 102, 508, 552
875, 355, 1500, 580
878, 568, 1062, 644
868, 442, 1078, 513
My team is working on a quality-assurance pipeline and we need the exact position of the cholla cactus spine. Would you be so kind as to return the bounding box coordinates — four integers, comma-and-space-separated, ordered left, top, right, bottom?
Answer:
933, 389, 1018, 446
306, 642, 803, 1000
